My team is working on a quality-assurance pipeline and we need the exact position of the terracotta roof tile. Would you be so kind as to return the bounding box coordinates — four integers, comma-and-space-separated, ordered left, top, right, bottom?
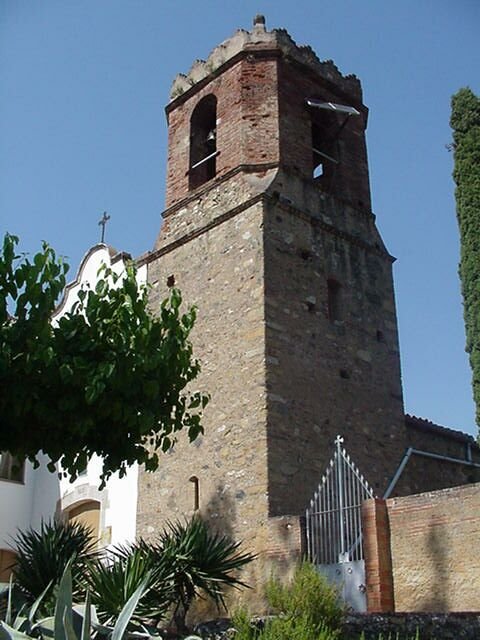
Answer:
405, 413, 479, 447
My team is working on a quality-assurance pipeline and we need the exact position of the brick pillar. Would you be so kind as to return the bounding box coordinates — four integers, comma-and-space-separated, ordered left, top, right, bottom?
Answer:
362, 498, 395, 612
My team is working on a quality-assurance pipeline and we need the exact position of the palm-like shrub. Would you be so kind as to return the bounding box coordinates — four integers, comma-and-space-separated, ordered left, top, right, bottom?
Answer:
12, 519, 96, 614
159, 517, 254, 630
11, 515, 254, 634
116, 517, 254, 633
86, 545, 174, 626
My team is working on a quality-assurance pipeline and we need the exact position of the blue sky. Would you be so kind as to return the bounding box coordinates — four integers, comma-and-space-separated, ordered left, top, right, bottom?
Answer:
1, 1, 479, 435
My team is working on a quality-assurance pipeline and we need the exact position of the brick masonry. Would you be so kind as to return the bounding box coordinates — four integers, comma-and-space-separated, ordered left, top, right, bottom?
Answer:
363, 483, 480, 612
362, 499, 394, 613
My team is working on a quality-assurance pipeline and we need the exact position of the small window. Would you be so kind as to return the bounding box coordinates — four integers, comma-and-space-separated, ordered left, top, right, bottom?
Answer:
0, 549, 16, 582
189, 475, 200, 511
327, 278, 342, 322
189, 95, 217, 190
0, 452, 25, 483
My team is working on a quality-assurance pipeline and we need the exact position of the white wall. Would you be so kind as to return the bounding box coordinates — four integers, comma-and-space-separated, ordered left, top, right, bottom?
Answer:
0, 456, 60, 550
0, 466, 34, 549
1, 244, 144, 551
58, 456, 138, 548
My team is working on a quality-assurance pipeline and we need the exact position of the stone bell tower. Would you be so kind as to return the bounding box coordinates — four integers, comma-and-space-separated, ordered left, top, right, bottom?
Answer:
136, 15, 406, 576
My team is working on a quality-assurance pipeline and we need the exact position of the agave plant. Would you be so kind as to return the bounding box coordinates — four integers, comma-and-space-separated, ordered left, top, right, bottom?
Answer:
0, 560, 157, 640
8, 516, 254, 636
12, 519, 97, 615
85, 544, 174, 627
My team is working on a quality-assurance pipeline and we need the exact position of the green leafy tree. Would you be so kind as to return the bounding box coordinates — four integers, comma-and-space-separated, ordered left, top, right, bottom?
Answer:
0, 234, 208, 484
450, 88, 480, 435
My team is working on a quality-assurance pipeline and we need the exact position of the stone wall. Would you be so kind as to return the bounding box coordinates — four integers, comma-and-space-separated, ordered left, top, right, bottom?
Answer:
262, 181, 407, 513
137, 199, 269, 547
193, 612, 480, 639
363, 483, 480, 613
342, 612, 480, 640
394, 416, 480, 496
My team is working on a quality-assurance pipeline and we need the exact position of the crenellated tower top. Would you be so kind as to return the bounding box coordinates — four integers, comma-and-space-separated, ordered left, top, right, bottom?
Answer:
169, 16, 362, 103
163, 16, 372, 218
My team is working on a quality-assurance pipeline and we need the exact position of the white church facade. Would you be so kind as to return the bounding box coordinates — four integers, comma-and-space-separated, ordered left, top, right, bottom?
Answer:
0, 244, 140, 580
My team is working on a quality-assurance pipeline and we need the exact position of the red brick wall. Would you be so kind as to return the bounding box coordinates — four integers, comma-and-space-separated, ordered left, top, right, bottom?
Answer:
165, 47, 372, 213
362, 499, 394, 612
363, 483, 480, 612
277, 59, 372, 210
165, 52, 280, 208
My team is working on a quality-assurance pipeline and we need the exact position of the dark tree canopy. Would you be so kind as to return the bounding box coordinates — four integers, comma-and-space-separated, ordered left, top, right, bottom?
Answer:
450, 87, 480, 436
0, 234, 208, 486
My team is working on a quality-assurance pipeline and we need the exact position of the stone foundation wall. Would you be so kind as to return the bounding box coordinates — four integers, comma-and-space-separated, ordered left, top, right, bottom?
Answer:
341, 612, 480, 640
193, 612, 480, 640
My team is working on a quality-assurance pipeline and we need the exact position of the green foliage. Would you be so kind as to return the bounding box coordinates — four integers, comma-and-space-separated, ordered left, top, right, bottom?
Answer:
85, 546, 173, 626
359, 633, 420, 640
233, 562, 343, 640
0, 562, 156, 640
0, 234, 208, 485
0, 575, 55, 638
12, 520, 96, 616
160, 516, 255, 609
7, 516, 253, 635
231, 608, 257, 640
265, 562, 343, 631
122, 516, 255, 632
262, 616, 338, 640
233, 608, 339, 640
450, 88, 480, 434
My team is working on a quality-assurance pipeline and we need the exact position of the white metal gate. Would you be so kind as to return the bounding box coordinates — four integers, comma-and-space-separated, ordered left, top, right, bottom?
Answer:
305, 436, 375, 611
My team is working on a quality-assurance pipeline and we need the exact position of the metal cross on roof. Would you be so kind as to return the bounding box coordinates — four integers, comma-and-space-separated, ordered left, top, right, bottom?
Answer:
98, 211, 110, 243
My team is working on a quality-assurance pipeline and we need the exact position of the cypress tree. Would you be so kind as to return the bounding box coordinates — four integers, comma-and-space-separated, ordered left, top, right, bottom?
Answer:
450, 88, 480, 436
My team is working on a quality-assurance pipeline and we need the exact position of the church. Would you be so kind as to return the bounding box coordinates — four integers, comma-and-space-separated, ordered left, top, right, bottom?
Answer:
1, 16, 479, 612
134, 13, 479, 554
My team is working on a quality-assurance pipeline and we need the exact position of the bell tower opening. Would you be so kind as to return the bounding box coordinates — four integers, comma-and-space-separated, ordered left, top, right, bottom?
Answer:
189, 94, 217, 191
308, 99, 361, 195
311, 109, 339, 186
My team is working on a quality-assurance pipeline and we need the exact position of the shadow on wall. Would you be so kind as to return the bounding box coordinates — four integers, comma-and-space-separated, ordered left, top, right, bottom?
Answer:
201, 482, 237, 540
419, 517, 448, 612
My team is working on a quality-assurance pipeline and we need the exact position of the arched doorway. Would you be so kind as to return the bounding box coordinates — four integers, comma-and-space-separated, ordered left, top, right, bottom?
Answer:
67, 500, 101, 543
